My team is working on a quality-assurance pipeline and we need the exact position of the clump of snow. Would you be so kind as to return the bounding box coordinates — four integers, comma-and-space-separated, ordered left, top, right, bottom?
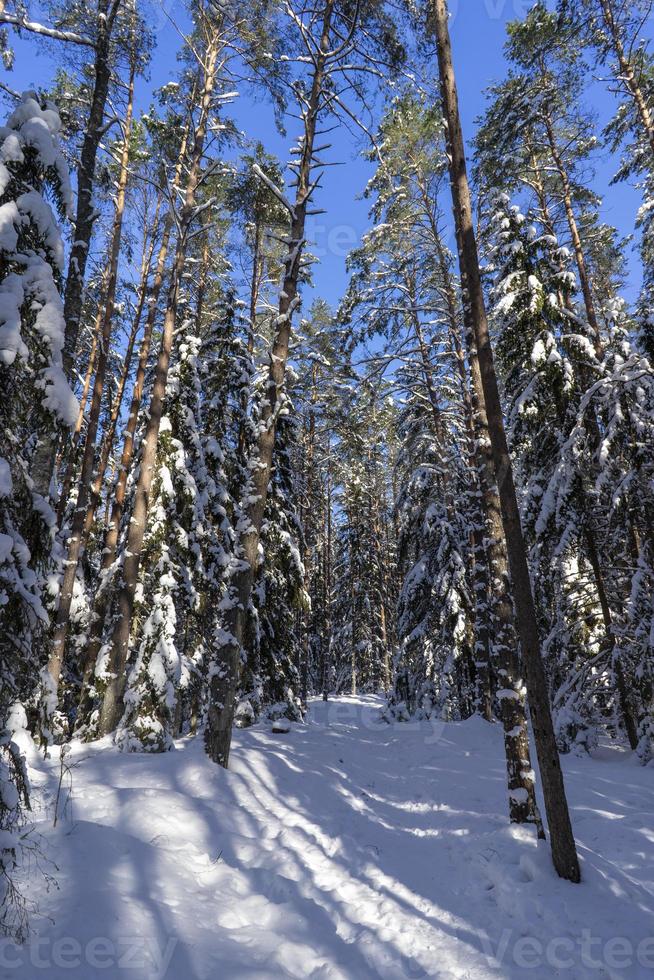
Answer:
0, 91, 77, 425
234, 699, 256, 728
0, 458, 12, 498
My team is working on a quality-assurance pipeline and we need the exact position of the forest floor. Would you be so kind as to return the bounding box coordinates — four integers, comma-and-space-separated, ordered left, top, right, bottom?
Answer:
6, 696, 654, 979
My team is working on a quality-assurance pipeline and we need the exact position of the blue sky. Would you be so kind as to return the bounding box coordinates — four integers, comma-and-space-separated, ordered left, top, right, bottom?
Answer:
3, 0, 651, 309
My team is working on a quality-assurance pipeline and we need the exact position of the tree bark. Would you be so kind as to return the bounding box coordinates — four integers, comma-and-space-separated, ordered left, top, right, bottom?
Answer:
433, 0, 580, 882
62, 0, 122, 373
300, 371, 318, 706
321, 446, 333, 701
56, 306, 102, 525
237, 218, 264, 461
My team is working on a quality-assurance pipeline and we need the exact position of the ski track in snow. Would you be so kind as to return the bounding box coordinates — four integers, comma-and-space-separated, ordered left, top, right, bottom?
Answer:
7, 696, 654, 979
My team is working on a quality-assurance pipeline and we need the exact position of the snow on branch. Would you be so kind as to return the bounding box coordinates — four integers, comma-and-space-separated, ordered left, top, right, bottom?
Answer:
0, 12, 94, 47
252, 164, 296, 220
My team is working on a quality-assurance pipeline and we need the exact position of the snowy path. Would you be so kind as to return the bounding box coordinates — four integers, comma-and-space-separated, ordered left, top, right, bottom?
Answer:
9, 696, 654, 979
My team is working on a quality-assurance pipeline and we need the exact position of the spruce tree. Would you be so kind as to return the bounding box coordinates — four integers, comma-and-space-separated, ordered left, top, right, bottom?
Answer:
0, 90, 75, 939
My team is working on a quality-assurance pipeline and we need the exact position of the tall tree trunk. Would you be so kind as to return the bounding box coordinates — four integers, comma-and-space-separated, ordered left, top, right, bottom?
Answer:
204, 0, 335, 768
82, 210, 161, 539
542, 110, 602, 353
30, 0, 122, 500
237, 219, 264, 461
583, 526, 639, 749
599, 0, 654, 160
433, 237, 493, 721
301, 373, 317, 706
351, 535, 358, 697
433, 0, 580, 882
46, 52, 136, 700
56, 305, 102, 525
62, 0, 122, 372
321, 446, 333, 701
379, 601, 390, 691
97, 37, 220, 736
462, 265, 544, 837
77, 202, 177, 710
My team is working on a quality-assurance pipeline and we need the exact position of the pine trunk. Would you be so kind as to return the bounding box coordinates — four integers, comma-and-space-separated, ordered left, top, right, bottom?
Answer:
434, 236, 493, 722
82, 213, 161, 539
204, 0, 335, 768
599, 0, 654, 160
62, 0, 120, 372
433, 0, 580, 882
56, 301, 104, 525
77, 208, 175, 707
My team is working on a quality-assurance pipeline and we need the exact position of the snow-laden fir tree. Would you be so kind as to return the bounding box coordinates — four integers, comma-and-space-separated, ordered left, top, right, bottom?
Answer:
114, 193, 239, 749
329, 386, 397, 696
488, 193, 604, 753
577, 298, 654, 762
247, 407, 305, 724
339, 92, 482, 721
488, 190, 654, 757
116, 328, 210, 752
0, 90, 75, 938
391, 370, 474, 721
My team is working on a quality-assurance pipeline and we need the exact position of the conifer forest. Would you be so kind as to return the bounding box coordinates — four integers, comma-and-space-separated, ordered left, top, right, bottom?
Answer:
1, 0, 654, 976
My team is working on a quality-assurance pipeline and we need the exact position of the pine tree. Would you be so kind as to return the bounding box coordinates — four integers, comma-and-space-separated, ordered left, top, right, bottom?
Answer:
292, 300, 351, 702
561, 0, 654, 356
340, 89, 547, 830
204, 0, 405, 767
477, 0, 654, 758
97, 4, 235, 736
45, 19, 142, 727
330, 389, 397, 697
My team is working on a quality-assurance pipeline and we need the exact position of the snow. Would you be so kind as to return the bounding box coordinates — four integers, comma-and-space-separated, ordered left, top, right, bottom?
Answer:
0, 92, 77, 423
3, 93, 73, 214
0, 201, 20, 254
0, 532, 13, 564
0, 458, 12, 497
10, 696, 654, 979
0, 272, 27, 365
17, 190, 65, 270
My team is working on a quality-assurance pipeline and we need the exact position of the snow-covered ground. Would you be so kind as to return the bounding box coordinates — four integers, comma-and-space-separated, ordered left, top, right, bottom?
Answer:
5, 696, 654, 979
